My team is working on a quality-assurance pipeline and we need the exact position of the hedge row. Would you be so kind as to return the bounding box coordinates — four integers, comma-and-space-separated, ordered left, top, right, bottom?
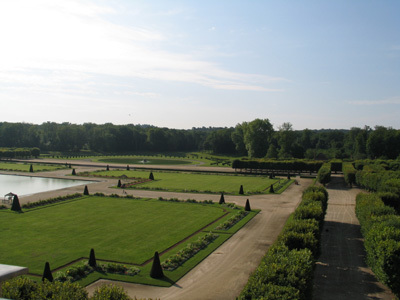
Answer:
342, 162, 356, 186
316, 163, 331, 185
1, 278, 152, 300
232, 160, 323, 173
0, 147, 40, 159
355, 193, 400, 297
239, 185, 328, 300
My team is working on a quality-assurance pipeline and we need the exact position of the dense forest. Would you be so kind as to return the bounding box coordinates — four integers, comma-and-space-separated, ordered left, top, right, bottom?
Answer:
0, 119, 400, 160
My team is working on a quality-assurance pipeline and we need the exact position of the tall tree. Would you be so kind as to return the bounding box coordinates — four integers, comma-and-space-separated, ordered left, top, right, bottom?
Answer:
243, 119, 274, 158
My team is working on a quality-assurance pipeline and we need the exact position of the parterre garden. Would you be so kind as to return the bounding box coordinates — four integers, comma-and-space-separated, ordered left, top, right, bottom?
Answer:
0, 193, 258, 287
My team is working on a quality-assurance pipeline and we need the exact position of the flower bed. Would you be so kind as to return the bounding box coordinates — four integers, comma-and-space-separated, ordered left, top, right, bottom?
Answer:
215, 210, 248, 230
54, 262, 140, 283
161, 232, 219, 271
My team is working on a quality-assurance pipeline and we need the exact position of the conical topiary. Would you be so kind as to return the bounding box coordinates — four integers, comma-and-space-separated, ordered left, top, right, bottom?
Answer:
269, 184, 274, 193
42, 262, 53, 282
245, 199, 251, 211
127, 165, 130, 171
219, 193, 225, 204
149, 172, 154, 180
239, 185, 244, 195
29, 164, 33, 173
84, 185, 89, 195
89, 248, 96, 267
150, 251, 164, 279
106, 165, 109, 171
72, 169, 76, 175
287, 173, 291, 179
11, 195, 22, 212
117, 179, 122, 188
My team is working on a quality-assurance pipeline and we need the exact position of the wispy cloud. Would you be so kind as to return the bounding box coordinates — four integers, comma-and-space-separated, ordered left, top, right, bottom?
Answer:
349, 97, 400, 105
0, 0, 284, 94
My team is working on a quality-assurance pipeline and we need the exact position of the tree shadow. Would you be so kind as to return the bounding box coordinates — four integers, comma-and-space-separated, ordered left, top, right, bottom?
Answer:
313, 221, 394, 299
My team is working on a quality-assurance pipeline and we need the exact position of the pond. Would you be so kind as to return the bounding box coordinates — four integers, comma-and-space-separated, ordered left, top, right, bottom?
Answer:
0, 174, 94, 197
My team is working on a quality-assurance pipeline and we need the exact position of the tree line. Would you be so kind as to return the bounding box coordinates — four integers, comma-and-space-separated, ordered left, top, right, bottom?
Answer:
0, 120, 399, 159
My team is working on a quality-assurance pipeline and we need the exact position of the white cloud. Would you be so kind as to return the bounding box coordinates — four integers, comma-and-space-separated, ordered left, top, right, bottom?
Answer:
0, 0, 285, 94
349, 97, 400, 106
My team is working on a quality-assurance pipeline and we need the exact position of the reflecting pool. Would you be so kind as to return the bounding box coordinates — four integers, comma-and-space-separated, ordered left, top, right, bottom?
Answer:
0, 174, 94, 197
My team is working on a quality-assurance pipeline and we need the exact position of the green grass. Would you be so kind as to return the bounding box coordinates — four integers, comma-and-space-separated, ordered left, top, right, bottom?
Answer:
0, 162, 65, 172
86, 169, 285, 195
0, 196, 225, 274
1, 196, 258, 287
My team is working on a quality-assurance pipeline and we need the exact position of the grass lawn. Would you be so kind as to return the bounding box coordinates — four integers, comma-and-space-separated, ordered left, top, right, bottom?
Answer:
0, 196, 226, 274
85, 169, 290, 195
0, 162, 65, 172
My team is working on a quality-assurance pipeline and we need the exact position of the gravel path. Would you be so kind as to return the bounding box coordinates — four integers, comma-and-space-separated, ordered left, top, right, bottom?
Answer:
313, 176, 395, 300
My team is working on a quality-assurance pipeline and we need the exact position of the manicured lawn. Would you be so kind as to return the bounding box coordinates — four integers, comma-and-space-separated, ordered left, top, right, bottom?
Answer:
0, 196, 225, 274
86, 169, 287, 195
0, 162, 65, 172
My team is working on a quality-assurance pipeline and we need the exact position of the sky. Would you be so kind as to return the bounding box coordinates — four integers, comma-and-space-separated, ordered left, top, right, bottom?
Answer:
0, 0, 399, 130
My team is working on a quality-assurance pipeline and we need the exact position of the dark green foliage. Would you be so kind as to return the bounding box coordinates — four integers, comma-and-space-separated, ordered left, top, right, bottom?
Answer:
239, 185, 244, 195
89, 248, 96, 267
317, 163, 331, 185
150, 251, 164, 279
126, 165, 130, 170
11, 195, 22, 212
287, 173, 291, 179
83, 185, 89, 195
29, 164, 33, 172
117, 179, 121, 188
106, 165, 109, 171
2, 277, 88, 300
356, 192, 400, 296
269, 184, 274, 193
42, 262, 53, 282
72, 168, 76, 175
149, 172, 154, 180
245, 199, 251, 211
342, 162, 356, 186
219, 192, 225, 204
91, 284, 131, 300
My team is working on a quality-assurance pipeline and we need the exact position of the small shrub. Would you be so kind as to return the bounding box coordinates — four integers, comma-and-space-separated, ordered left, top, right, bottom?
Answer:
42, 262, 53, 282
89, 248, 96, 267
72, 169, 76, 175
245, 199, 251, 211
11, 195, 22, 212
149, 172, 154, 180
219, 192, 225, 204
239, 185, 244, 195
83, 185, 89, 195
91, 284, 131, 300
150, 251, 164, 279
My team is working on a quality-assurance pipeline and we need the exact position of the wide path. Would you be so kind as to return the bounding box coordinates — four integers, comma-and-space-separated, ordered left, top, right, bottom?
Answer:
313, 176, 394, 299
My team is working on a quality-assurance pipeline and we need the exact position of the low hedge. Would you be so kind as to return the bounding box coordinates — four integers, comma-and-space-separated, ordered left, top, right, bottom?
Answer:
239, 185, 328, 300
355, 192, 400, 297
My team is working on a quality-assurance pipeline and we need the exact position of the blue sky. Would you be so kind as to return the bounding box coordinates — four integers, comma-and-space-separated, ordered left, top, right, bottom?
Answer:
0, 0, 399, 130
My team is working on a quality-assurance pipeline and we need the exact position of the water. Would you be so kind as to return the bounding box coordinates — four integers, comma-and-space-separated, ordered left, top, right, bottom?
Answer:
0, 174, 93, 197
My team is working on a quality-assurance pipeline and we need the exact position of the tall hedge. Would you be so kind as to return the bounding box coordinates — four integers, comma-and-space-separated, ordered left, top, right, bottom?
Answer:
239, 185, 328, 300
356, 192, 400, 297
317, 163, 331, 186
342, 162, 356, 187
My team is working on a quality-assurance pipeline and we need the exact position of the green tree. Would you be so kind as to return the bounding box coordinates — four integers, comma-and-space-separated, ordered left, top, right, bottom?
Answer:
243, 119, 274, 158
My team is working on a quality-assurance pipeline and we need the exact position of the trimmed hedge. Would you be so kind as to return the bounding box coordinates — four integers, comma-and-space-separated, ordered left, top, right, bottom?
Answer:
342, 162, 356, 187
316, 163, 331, 186
232, 160, 323, 173
355, 192, 400, 297
239, 185, 328, 300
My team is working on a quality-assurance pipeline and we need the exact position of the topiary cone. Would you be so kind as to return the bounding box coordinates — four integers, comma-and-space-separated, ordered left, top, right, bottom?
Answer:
219, 192, 225, 204
84, 185, 89, 195
106, 165, 109, 171
127, 165, 130, 171
72, 169, 76, 175
117, 179, 121, 188
149, 172, 154, 180
29, 164, 33, 173
269, 184, 274, 193
150, 251, 164, 279
42, 262, 53, 282
11, 195, 22, 212
239, 185, 244, 195
245, 199, 251, 211
89, 248, 96, 267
